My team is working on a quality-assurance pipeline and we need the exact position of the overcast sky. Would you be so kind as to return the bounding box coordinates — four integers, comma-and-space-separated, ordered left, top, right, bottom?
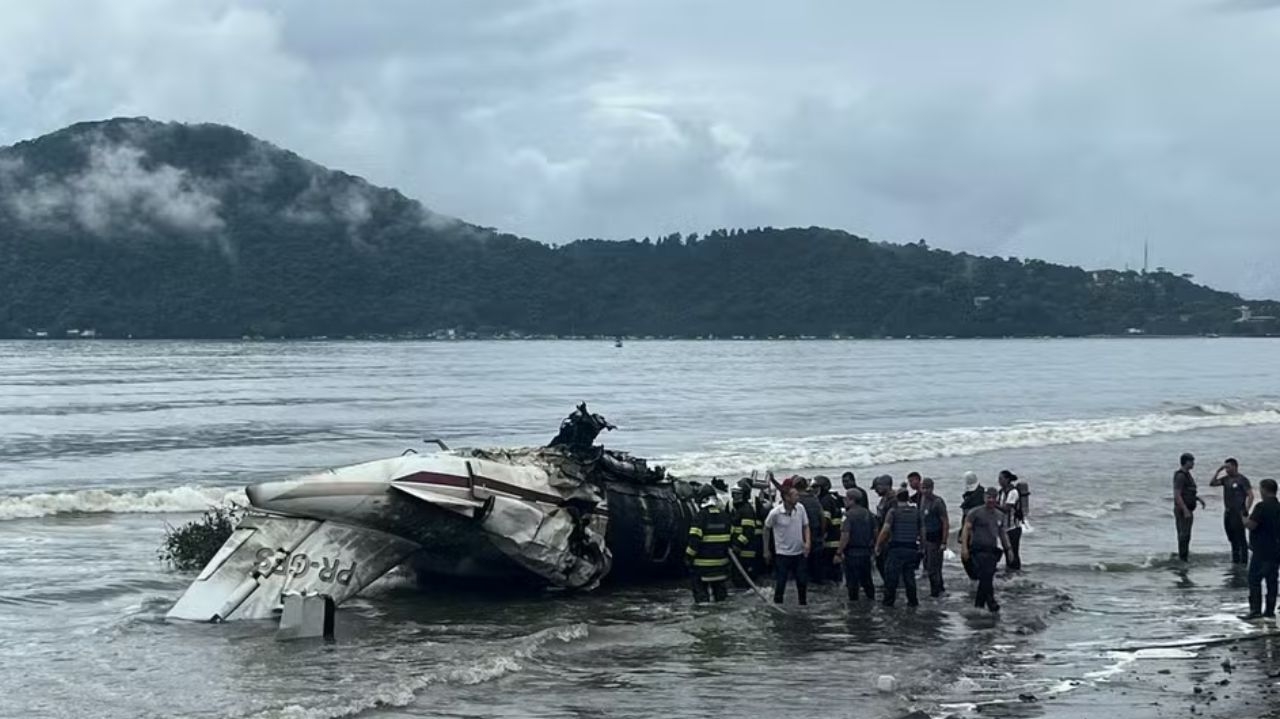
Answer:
2, 0, 1278, 297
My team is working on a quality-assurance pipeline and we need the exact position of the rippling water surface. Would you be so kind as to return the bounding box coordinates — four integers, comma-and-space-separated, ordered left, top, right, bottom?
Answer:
3, 338, 1280, 719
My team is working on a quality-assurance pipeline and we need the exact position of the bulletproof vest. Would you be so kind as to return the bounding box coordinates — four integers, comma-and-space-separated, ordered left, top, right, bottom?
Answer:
920, 496, 945, 533
889, 504, 921, 548
1177, 470, 1198, 509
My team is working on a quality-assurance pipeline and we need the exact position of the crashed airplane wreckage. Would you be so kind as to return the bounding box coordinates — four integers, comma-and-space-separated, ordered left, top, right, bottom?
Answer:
168, 404, 710, 622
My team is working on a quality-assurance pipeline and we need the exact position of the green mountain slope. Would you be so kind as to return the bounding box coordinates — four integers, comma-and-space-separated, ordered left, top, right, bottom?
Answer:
0, 118, 1274, 339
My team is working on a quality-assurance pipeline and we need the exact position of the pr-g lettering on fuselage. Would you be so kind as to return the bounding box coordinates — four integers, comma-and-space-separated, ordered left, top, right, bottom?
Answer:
254, 547, 356, 585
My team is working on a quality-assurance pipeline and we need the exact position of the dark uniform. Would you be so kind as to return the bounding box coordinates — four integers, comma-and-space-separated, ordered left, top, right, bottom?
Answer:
841, 503, 877, 600
818, 487, 844, 583
730, 493, 761, 584
1218, 472, 1253, 565
873, 481, 895, 579
967, 502, 1008, 611
1248, 493, 1280, 618
1173, 466, 1198, 562
798, 489, 827, 584
880, 500, 922, 607
918, 492, 949, 597
959, 482, 985, 579
686, 501, 732, 602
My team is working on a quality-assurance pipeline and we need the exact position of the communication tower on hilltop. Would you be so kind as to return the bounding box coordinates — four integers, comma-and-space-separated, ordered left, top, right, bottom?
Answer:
1143, 240, 1149, 275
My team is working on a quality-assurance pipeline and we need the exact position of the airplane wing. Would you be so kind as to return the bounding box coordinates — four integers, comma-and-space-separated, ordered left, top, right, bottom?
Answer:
166, 514, 420, 622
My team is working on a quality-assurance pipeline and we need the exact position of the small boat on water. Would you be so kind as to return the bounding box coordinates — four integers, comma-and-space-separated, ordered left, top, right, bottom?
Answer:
614, 337, 623, 348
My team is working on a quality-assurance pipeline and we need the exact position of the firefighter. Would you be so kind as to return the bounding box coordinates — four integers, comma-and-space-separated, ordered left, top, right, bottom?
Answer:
686, 483, 732, 602
730, 482, 761, 585
814, 475, 844, 583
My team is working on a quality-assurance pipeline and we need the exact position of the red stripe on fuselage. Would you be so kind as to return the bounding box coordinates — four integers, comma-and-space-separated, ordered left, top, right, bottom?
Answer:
396, 471, 470, 488
395, 470, 608, 515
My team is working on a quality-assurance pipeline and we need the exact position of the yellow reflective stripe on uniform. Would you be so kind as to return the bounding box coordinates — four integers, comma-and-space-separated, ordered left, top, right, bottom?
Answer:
822, 511, 832, 520
685, 545, 698, 557
692, 558, 729, 567
702, 534, 732, 543
688, 526, 703, 537
738, 518, 757, 527
738, 550, 757, 558
824, 540, 841, 549
735, 532, 749, 545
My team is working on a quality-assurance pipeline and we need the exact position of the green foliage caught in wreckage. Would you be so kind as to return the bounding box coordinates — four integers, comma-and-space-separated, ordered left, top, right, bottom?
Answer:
159, 505, 240, 572
1, 117, 1276, 340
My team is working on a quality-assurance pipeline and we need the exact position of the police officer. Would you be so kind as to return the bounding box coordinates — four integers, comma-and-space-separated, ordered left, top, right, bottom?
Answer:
918, 477, 950, 597
686, 484, 732, 602
814, 475, 844, 583
876, 488, 922, 608
870, 474, 895, 579
961, 486, 1012, 612
837, 488, 877, 601
730, 482, 762, 584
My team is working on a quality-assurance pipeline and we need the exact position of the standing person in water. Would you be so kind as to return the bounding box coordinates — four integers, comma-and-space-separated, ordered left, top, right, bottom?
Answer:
876, 488, 922, 608
764, 483, 811, 606
1210, 458, 1254, 565
685, 485, 732, 603
870, 475, 896, 580
961, 487, 1012, 612
1173, 453, 1206, 562
906, 472, 923, 505
1244, 478, 1280, 620
814, 476, 844, 583
958, 471, 984, 580
794, 477, 828, 585
918, 477, 950, 597
837, 488, 877, 601
997, 470, 1024, 570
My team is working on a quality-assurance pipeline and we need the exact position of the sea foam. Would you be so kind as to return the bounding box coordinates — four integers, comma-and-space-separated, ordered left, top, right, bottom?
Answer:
0, 485, 244, 521
659, 403, 1280, 476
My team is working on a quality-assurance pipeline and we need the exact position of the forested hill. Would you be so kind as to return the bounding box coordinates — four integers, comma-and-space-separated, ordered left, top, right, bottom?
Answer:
1, 118, 1275, 339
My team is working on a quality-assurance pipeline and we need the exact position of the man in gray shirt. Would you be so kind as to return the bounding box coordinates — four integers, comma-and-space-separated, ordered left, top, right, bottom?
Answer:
918, 478, 950, 597
1210, 458, 1254, 565
961, 486, 1011, 612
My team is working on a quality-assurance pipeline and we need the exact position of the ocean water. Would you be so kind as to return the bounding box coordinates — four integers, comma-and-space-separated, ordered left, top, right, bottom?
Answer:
2, 338, 1280, 719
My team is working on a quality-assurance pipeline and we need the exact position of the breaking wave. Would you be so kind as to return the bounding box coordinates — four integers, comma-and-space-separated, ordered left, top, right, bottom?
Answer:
247, 623, 589, 719
661, 403, 1280, 476
0, 485, 243, 521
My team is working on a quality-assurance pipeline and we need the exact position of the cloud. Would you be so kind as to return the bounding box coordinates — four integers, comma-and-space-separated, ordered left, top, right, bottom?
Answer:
1, 0, 1279, 298
8, 137, 224, 236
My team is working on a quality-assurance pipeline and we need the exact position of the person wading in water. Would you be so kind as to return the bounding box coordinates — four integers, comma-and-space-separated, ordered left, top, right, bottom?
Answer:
1210, 458, 1254, 565
1173, 453, 1207, 562
764, 482, 811, 606
961, 487, 1012, 612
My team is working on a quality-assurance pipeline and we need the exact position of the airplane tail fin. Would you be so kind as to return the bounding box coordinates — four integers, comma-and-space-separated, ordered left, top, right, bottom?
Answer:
166, 514, 419, 622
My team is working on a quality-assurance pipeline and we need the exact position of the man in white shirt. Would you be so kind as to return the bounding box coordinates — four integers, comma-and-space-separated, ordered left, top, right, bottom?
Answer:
997, 470, 1023, 570
763, 483, 811, 606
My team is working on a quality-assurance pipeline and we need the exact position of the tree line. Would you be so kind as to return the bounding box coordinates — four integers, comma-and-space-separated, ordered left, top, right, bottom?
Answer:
1, 119, 1275, 340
